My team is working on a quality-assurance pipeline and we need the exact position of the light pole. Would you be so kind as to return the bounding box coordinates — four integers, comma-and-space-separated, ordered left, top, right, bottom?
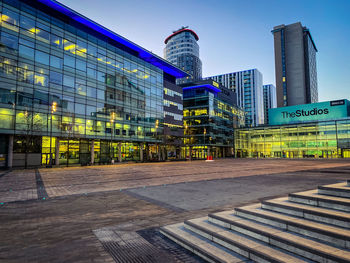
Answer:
110, 112, 115, 162
49, 102, 57, 167
204, 127, 207, 158
155, 119, 159, 160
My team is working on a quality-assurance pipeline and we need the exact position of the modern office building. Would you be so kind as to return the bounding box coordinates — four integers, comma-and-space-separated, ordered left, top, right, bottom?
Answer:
235, 100, 350, 158
181, 79, 245, 159
162, 73, 184, 160
272, 22, 318, 107
0, 0, 188, 168
263, 84, 277, 124
205, 69, 264, 127
164, 27, 202, 84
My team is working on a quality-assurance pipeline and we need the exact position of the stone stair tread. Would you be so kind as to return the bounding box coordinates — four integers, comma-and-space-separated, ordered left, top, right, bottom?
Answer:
236, 205, 350, 239
318, 182, 350, 191
291, 189, 350, 204
161, 223, 247, 263
186, 219, 309, 263
210, 212, 350, 261
263, 197, 350, 219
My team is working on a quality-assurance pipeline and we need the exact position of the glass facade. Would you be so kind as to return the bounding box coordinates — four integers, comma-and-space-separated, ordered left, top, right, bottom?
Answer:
235, 119, 350, 158
205, 69, 264, 127
0, 0, 186, 167
183, 82, 245, 159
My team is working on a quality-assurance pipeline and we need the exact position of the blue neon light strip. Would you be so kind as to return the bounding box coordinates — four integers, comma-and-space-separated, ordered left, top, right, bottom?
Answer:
36, 0, 188, 78
183, 84, 221, 93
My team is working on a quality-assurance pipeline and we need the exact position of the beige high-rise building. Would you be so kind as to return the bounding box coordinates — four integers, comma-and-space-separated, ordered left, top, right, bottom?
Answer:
272, 22, 318, 107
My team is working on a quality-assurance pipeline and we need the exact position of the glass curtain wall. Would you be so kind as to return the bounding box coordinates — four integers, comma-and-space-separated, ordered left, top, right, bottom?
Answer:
0, 0, 164, 165
235, 120, 350, 158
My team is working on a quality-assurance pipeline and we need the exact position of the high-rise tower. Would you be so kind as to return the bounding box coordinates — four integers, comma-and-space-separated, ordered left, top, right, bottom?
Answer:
272, 22, 318, 107
164, 27, 202, 84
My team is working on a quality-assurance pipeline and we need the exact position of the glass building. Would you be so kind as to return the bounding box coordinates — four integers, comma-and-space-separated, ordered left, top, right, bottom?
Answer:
181, 80, 245, 159
0, 0, 187, 168
263, 84, 277, 125
205, 69, 264, 127
235, 100, 350, 158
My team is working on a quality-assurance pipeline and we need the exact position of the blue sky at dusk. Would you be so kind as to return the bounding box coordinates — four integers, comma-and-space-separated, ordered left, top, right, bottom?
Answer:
59, 0, 350, 102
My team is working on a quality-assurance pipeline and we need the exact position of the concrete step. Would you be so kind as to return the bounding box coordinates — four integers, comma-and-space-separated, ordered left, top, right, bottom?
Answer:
318, 182, 350, 198
234, 204, 350, 249
208, 210, 350, 263
184, 217, 310, 263
261, 197, 350, 229
160, 223, 249, 263
289, 189, 350, 212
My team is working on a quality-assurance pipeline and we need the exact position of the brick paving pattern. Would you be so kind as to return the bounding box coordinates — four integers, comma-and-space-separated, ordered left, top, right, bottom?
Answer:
0, 159, 349, 262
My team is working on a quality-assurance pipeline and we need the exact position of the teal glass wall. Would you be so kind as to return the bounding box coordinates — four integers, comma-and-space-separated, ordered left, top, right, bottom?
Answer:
269, 100, 349, 126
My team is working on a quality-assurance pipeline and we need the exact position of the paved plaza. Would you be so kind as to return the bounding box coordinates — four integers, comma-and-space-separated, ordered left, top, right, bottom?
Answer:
0, 159, 350, 262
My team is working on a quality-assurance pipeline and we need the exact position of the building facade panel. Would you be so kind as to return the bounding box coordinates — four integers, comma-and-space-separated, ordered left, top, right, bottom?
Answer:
181, 80, 245, 159
205, 69, 264, 127
263, 84, 277, 124
272, 22, 318, 107
0, 0, 186, 167
164, 27, 202, 84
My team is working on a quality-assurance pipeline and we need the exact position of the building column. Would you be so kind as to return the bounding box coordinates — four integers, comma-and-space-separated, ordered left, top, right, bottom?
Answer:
90, 140, 95, 165
55, 138, 60, 166
207, 146, 210, 159
139, 143, 143, 162
158, 144, 161, 161
118, 142, 122, 162
7, 135, 13, 169
189, 146, 192, 161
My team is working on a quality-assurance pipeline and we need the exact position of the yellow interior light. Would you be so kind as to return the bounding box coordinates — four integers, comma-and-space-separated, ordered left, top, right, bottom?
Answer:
29, 28, 40, 34
1, 14, 10, 22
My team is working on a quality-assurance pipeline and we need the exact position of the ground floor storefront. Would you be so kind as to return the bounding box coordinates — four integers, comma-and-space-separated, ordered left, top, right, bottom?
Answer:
0, 135, 180, 168
235, 119, 350, 159
181, 146, 234, 160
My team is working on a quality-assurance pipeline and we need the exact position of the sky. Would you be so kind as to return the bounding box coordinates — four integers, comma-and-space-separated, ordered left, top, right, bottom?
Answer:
59, 0, 350, 102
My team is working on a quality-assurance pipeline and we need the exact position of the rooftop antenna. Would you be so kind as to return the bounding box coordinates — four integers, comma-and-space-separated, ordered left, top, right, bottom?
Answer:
173, 26, 188, 33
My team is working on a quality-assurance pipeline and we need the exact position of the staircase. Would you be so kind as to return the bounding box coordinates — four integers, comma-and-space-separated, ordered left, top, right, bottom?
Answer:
160, 181, 350, 262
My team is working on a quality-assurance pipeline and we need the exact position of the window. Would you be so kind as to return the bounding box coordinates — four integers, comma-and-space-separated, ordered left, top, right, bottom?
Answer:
0, 88, 15, 104
97, 89, 105, 100
34, 73, 48, 87
1, 32, 18, 50
75, 103, 85, 115
20, 15, 35, 30
2, 8, 19, 26
51, 35, 62, 48
97, 71, 105, 83
87, 87, 97, 98
62, 96, 74, 112
76, 59, 86, 72
64, 54, 75, 68
86, 105, 96, 116
50, 55, 62, 69
49, 71, 62, 85
36, 29, 50, 44
63, 75, 75, 91
35, 50, 49, 65
19, 45, 34, 60
87, 67, 96, 78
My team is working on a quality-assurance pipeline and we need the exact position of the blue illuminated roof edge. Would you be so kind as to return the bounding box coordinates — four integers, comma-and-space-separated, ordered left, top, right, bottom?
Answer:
183, 84, 221, 93
36, 0, 188, 78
